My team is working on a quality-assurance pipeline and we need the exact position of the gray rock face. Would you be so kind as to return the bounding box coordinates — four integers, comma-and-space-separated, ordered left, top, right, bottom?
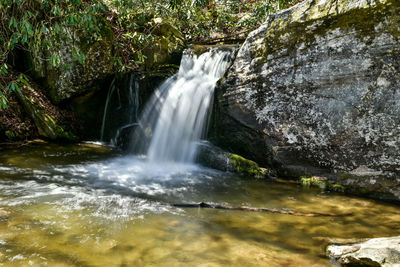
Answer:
31, 22, 114, 103
212, 0, 400, 199
327, 236, 400, 266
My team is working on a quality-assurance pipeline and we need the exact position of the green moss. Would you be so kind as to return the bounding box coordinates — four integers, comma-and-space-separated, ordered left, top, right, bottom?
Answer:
45, 114, 78, 142
230, 154, 264, 178
142, 24, 185, 70
300, 176, 347, 193
330, 183, 346, 191
300, 176, 326, 188
5, 130, 22, 140
16, 90, 78, 142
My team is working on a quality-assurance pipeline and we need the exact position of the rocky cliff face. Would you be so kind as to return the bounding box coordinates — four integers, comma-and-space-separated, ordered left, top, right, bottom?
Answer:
212, 0, 400, 200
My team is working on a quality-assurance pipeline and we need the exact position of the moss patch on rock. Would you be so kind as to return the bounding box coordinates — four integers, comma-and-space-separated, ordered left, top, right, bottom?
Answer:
300, 176, 347, 193
230, 154, 265, 178
1, 71, 78, 142
196, 142, 271, 179
141, 21, 185, 70
15, 88, 77, 141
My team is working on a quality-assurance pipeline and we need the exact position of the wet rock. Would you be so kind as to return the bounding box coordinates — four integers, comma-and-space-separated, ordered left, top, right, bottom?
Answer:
196, 141, 271, 178
212, 0, 400, 200
197, 141, 235, 172
69, 71, 170, 140
188, 44, 240, 57
327, 236, 400, 266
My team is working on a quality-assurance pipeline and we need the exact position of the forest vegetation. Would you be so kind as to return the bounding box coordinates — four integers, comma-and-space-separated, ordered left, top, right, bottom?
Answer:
0, 0, 297, 109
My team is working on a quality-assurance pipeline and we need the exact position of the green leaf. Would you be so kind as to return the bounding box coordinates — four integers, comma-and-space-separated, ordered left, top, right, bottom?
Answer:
0, 94, 8, 110
0, 64, 8, 75
51, 54, 60, 67
17, 74, 30, 88
78, 53, 86, 64
6, 81, 17, 93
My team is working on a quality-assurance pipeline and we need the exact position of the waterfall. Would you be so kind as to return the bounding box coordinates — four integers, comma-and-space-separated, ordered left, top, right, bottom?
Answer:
132, 48, 233, 163
100, 77, 116, 141
112, 73, 140, 146
100, 73, 141, 143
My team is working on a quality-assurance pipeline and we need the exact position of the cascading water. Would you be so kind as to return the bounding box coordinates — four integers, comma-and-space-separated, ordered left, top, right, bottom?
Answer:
100, 73, 141, 143
100, 77, 116, 141
132, 48, 234, 163
112, 73, 140, 146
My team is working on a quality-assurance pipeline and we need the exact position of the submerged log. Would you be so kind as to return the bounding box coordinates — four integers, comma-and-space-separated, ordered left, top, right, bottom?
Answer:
168, 202, 352, 217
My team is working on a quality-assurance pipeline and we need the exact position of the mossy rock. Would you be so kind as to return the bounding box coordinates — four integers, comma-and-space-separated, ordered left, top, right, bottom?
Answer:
142, 20, 185, 70
257, 0, 400, 59
30, 18, 115, 103
187, 45, 210, 56
15, 89, 77, 141
196, 142, 270, 178
300, 176, 347, 193
229, 154, 265, 178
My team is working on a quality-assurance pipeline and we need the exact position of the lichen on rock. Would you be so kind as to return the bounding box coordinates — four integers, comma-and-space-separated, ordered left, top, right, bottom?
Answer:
212, 0, 400, 200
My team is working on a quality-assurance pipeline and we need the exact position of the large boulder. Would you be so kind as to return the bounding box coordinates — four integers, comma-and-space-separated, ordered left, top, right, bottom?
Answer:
327, 236, 400, 266
212, 0, 400, 200
30, 20, 115, 103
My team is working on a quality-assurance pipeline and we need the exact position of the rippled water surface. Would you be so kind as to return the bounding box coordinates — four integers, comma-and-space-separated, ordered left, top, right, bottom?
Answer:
0, 142, 399, 266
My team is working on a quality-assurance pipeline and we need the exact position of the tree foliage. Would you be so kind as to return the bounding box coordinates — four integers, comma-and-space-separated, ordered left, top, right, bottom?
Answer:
0, 0, 296, 109
0, 0, 108, 108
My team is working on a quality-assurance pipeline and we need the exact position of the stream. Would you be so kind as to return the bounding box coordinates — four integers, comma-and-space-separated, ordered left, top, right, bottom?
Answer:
0, 142, 399, 266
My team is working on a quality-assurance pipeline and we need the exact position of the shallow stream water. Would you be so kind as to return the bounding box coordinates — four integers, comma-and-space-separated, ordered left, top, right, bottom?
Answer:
0, 143, 399, 266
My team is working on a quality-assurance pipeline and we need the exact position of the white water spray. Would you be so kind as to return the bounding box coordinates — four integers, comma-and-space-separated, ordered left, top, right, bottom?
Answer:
133, 49, 233, 163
